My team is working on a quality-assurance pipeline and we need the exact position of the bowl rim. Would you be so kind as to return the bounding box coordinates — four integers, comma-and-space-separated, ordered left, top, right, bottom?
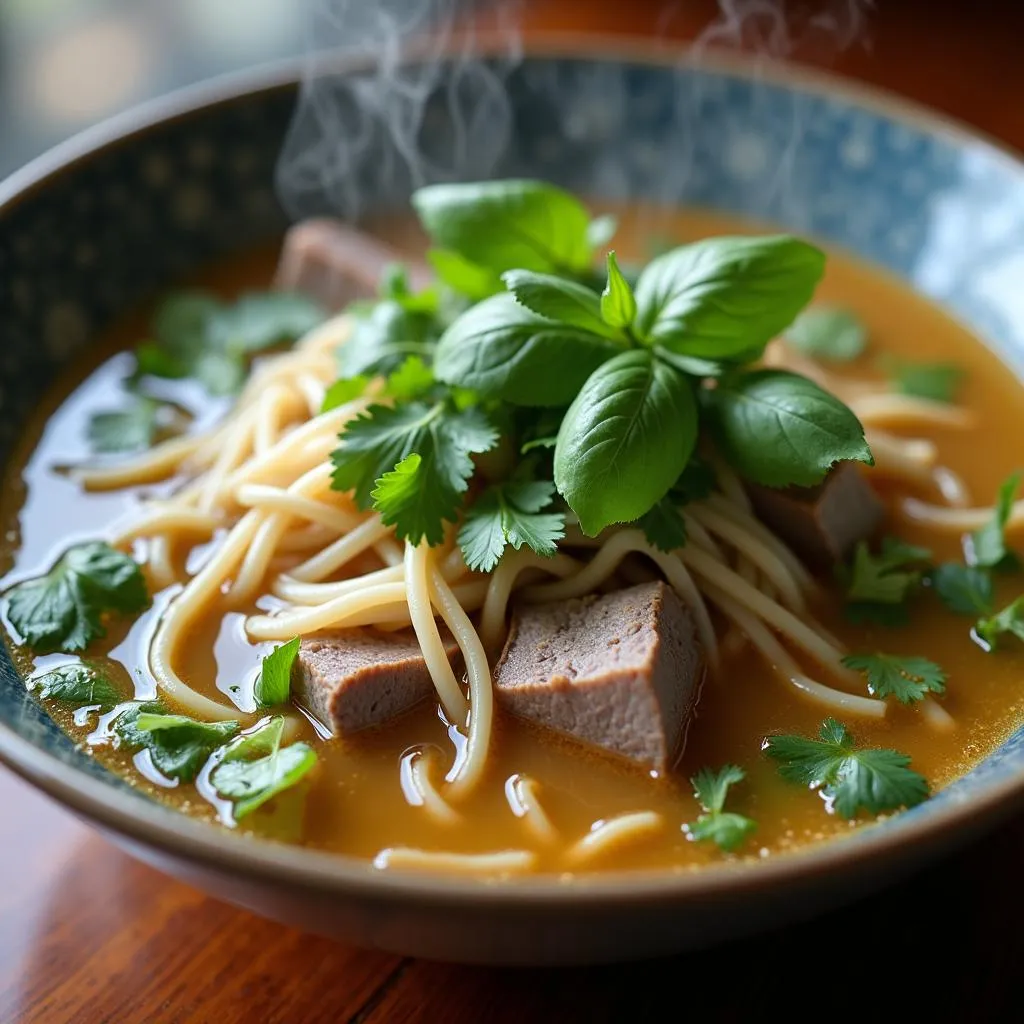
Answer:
2, 31, 1024, 906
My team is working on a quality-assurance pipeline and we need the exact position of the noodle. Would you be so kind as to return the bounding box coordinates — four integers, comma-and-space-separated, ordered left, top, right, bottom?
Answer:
506, 775, 559, 845
373, 847, 537, 873
567, 812, 663, 865
403, 748, 460, 825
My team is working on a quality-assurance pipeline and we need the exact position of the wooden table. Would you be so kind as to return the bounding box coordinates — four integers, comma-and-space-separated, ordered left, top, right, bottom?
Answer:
4, 2, 1024, 1020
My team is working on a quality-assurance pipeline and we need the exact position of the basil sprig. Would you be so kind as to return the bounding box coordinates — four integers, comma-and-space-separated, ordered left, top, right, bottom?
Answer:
328, 178, 873, 547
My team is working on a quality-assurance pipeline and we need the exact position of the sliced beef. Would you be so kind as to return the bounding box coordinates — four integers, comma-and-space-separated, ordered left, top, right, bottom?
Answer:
275, 219, 430, 311
294, 627, 458, 736
746, 461, 885, 568
495, 581, 703, 772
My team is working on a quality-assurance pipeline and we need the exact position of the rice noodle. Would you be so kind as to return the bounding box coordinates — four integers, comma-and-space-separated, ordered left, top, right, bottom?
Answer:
567, 812, 663, 864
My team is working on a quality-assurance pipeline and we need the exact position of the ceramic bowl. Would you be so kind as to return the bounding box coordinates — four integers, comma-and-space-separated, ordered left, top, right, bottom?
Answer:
2, 39, 1024, 966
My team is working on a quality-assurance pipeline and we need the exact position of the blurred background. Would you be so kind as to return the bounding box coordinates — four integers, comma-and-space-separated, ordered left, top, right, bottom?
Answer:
0, 0, 308, 177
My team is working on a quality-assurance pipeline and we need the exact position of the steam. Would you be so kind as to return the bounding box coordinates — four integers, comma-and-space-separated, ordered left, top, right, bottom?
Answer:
276, 0, 873, 222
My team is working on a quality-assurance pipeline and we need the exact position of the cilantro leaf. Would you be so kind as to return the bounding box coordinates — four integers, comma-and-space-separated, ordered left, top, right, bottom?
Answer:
212, 740, 317, 819
30, 663, 121, 709
6, 542, 149, 653
87, 397, 160, 454
970, 472, 1021, 569
684, 764, 756, 852
337, 300, 438, 379
321, 376, 369, 413
708, 369, 873, 488
887, 359, 963, 403
458, 477, 565, 571
784, 306, 866, 362
208, 293, 323, 354
336, 401, 496, 545
841, 652, 947, 704
640, 498, 687, 552
222, 717, 286, 762
931, 563, 993, 616
115, 706, 238, 781
839, 538, 931, 625
976, 596, 1024, 651
764, 718, 929, 819
380, 355, 435, 401
254, 637, 300, 709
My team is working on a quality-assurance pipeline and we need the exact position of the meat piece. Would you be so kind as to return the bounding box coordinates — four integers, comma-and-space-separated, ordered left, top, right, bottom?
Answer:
275, 218, 431, 311
747, 461, 885, 567
495, 582, 703, 772
295, 628, 458, 736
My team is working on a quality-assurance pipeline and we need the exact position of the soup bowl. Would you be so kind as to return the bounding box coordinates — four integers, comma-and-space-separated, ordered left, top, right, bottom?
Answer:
2, 39, 1024, 966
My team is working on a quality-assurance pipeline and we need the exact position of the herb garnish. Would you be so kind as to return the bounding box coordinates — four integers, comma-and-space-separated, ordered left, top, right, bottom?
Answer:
841, 653, 947, 705
30, 663, 121, 710
683, 764, 757, 852
327, 179, 873, 566
931, 563, 994, 616
254, 637, 302, 709
976, 597, 1024, 651
886, 358, 964, 404
5, 542, 149, 653
839, 537, 932, 626
784, 306, 866, 362
970, 471, 1021, 570
212, 716, 317, 819
763, 718, 929, 818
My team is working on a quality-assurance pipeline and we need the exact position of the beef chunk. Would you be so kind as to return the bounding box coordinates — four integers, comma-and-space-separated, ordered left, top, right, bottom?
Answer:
274, 219, 430, 311
295, 628, 458, 736
495, 582, 703, 772
747, 461, 885, 567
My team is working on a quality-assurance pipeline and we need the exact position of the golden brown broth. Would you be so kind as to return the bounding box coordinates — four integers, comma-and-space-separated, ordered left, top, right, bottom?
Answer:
5, 205, 1024, 874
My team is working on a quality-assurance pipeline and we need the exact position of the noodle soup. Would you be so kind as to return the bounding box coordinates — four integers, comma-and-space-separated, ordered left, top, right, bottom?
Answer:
4, 190, 1024, 875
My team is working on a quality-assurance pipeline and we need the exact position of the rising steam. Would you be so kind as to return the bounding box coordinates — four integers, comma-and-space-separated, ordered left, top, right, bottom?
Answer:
275, 0, 873, 222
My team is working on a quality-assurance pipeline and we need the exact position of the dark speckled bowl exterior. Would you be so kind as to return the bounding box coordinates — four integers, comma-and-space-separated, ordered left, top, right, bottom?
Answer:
2, 41, 1024, 965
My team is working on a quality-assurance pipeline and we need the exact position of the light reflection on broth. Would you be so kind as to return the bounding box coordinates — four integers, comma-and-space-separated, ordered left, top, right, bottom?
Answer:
4, 203, 1024, 875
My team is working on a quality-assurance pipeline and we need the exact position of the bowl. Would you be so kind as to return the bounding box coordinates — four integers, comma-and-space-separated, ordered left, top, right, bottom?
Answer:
2, 38, 1024, 966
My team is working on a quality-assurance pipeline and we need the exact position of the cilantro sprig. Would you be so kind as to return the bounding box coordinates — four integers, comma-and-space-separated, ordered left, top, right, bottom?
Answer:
684, 765, 757, 852
763, 718, 929, 819
325, 178, 874, 566
5, 542, 149, 654
841, 653, 947, 705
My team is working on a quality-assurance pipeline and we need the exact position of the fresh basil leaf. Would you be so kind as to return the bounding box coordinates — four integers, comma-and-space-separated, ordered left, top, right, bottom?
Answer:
633, 236, 825, 358
87, 397, 161, 454
784, 306, 866, 362
412, 179, 592, 274
213, 740, 317, 819
502, 270, 622, 340
554, 350, 698, 535
337, 300, 437, 379
30, 663, 121, 709
970, 472, 1021, 570
708, 369, 873, 487
254, 636, 301, 709
6, 542, 148, 653
434, 293, 620, 407
209, 293, 323, 354
931, 563, 993, 616
600, 251, 637, 330
427, 249, 504, 301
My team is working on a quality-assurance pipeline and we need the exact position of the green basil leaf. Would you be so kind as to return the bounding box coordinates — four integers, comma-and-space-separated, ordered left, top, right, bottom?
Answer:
434, 293, 620, 407
708, 369, 873, 487
554, 350, 698, 535
426, 249, 503, 301
633, 235, 825, 358
502, 269, 621, 339
600, 251, 637, 330
784, 307, 867, 362
254, 636, 301, 709
337, 301, 437, 379
412, 179, 592, 274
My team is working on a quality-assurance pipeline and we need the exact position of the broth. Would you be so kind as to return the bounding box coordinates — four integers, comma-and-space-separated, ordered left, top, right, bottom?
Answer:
4, 205, 1024, 874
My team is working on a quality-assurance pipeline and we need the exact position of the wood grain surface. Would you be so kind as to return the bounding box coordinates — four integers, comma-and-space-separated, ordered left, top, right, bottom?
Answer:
3, 2, 1024, 1021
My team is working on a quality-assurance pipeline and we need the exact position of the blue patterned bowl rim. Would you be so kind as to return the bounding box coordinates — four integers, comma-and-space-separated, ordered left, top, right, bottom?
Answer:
1, 35, 1023, 902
